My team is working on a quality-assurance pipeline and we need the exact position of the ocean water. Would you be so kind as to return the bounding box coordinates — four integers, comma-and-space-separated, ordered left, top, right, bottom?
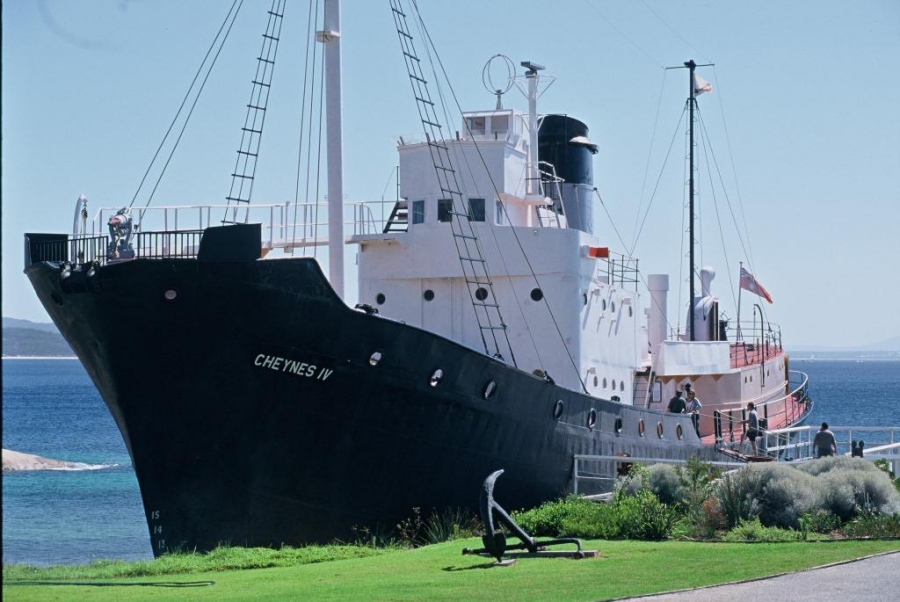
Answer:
2, 357, 899, 566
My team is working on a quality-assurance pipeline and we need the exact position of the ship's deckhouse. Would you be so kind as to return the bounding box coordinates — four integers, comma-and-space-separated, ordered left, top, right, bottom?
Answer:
350, 108, 645, 402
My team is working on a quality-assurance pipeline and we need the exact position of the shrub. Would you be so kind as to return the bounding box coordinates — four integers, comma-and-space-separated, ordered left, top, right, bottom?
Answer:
715, 468, 762, 529
394, 507, 482, 547
874, 459, 900, 494
512, 496, 598, 537
422, 508, 482, 544
644, 464, 685, 506
799, 510, 842, 535
699, 497, 728, 534
754, 465, 821, 529
615, 489, 676, 541
722, 518, 799, 542
842, 509, 900, 538
819, 467, 900, 520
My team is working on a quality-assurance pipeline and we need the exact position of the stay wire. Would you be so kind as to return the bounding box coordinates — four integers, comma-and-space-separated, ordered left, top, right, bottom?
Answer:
291, 0, 320, 255
130, 0, 243, 220
629, 107, 686, 258
139, 2, 244, 219
631, 69, 669, 250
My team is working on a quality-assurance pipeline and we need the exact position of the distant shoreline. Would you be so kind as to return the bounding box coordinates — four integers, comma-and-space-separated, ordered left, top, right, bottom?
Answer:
2, 356, 77, 360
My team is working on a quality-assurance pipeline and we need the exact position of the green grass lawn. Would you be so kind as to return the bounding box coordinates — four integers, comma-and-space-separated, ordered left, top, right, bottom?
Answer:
4, 539, 899, 602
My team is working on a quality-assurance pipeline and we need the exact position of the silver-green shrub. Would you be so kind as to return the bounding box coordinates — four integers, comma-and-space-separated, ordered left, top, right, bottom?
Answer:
751, 464, 821, 528
713, 457, 900, 528
646, 464, 685, 505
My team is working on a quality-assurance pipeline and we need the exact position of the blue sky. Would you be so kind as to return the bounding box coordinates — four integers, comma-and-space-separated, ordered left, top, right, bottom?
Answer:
3, 0, 899, 348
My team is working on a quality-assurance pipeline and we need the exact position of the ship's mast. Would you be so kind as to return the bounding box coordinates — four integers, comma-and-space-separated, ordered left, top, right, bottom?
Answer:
683, 59, 711, 341
686, 59, 697, 341
319, 0, 344, 298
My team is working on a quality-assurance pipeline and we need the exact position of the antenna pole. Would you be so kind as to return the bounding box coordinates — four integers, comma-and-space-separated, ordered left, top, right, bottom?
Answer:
522, 61, 544, 198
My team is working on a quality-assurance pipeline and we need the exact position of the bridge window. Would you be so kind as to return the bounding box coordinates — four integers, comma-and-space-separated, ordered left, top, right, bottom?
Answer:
468, 198, 486, 222
412, 200, 425, 224
466, 116, 485, 135
438, 199, 453, 223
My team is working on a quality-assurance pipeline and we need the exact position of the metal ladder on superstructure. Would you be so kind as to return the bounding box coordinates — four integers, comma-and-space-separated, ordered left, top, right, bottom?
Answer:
223, 0, 286, 225
389, 0, 515, 365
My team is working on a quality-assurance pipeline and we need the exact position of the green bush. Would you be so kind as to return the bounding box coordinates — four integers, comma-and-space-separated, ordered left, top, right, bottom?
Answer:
842, 509, 900, 538
615, 489, 676, 541
513, 496, 599, 537
722, 518, 799, 542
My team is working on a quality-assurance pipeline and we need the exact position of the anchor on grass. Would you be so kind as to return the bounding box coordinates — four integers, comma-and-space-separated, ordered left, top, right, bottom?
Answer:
461, 469, 597, 565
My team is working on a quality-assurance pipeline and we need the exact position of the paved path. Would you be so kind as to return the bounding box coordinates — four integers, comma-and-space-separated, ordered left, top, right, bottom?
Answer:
620, 551, 900, 602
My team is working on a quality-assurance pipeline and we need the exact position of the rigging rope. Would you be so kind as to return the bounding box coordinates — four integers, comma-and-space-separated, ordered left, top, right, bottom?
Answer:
130, 0, 244, 221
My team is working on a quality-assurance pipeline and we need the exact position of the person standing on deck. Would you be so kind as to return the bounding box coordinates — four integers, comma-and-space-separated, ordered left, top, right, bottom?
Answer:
743, 402, 760, 455
687, 389, 702, 437
813, 422, 837, 458
668, 389, 686, 414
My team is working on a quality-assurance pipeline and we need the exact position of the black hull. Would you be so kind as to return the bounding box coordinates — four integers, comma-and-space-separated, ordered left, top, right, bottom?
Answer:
26, 252, 717, 556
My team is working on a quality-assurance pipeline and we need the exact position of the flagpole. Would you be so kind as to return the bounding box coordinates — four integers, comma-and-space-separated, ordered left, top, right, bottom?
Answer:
737, 261, 743, 342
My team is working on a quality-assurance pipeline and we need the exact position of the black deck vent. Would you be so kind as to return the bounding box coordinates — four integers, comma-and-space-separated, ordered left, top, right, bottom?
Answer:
197, 224, 261, 261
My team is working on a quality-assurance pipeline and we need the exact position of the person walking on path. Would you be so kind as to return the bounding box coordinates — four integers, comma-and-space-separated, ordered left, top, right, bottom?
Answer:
687, 389, 702, 437
668, 389, 686, 414
813, 422, 837, 457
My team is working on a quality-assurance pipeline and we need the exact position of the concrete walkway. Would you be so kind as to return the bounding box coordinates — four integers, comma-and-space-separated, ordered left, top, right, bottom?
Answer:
620, 551, 900, 602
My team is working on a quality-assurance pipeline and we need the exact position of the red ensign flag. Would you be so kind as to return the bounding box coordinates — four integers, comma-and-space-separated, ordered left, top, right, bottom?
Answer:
740, 267, 773, 304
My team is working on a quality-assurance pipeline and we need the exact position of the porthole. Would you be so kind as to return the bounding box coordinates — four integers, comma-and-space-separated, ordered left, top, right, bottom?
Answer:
423, 289, 435, 301
620, 381, 625, 392
638, 420, 645, 437
483, 380, 497, 399
614, 417, 623, 434
369, 351, 383, 366
164, 289, 178, 301
657, 422, 664, 438
676, 424, 684, 440
429, 369, 444, 387
611, 301, 616, 313
530, 288, 544, 301
552, 400, 564, 421
475, 287, 488, 301
376, 293, 386, 305
593, 375, 598, 387
602, 299, 607, 311
587, 409, 597, 430
749, 375, 753, 382
628, 306, 633, 317
611, 379, 617, 390
602, 378, 607, 389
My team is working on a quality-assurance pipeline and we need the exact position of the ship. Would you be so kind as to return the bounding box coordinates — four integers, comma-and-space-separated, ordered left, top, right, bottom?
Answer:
24, 0, 810, 556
